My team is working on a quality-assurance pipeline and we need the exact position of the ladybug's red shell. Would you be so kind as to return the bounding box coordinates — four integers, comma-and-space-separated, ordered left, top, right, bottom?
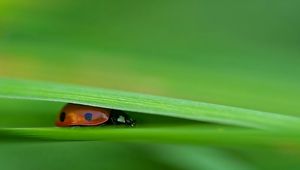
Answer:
56, 103, 111, 127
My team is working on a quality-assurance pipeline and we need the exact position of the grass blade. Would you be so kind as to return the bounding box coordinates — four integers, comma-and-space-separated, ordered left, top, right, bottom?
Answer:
1, 127, 300, 147
0, 78, 300, 130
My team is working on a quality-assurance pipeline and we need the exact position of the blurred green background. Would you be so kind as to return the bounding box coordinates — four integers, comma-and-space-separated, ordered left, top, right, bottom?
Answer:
1, 0, 300, 169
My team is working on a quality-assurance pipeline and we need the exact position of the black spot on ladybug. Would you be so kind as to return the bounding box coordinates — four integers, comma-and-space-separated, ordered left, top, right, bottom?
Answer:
60, 112, 66, 122
84, 113, 93, 121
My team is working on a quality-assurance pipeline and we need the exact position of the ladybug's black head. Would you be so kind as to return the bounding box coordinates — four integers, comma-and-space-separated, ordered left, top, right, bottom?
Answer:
110, 110, 136, 127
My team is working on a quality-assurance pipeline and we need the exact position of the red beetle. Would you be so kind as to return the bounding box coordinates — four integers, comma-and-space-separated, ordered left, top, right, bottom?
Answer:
56, 103, 135, 127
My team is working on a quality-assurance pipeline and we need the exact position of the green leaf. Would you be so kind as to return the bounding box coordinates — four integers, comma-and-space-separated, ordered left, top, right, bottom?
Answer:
1, 127, 300, 147
0, 78, 300, 130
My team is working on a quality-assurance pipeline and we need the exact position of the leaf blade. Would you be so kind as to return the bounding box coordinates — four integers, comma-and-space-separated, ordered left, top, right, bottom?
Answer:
0, 78, 300, 130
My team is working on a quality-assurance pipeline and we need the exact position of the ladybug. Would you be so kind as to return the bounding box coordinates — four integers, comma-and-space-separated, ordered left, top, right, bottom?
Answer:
55, 103, 135, 127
